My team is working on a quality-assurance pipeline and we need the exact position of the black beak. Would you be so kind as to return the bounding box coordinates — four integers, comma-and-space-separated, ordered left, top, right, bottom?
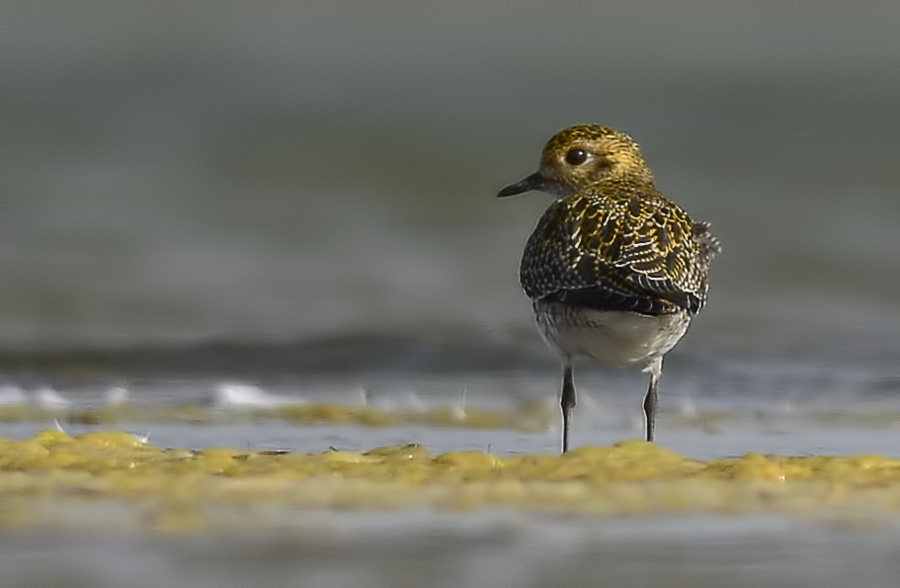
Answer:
497, 171, 546, 198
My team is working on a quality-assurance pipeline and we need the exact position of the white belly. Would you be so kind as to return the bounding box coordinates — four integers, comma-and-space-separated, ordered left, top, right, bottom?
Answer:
534, 301, 691, 366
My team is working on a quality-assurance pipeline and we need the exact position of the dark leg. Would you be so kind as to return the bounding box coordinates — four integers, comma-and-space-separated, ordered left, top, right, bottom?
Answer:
561, 360, 576, 453
642, 356, 663, 442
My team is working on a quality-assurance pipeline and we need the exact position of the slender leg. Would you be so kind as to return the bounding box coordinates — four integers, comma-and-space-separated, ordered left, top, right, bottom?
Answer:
642, 356, 663, 442
560, 360, 576, 453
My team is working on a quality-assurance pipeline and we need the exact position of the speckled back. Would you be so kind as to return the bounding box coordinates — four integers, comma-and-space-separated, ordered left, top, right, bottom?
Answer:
520, 177, 719, 315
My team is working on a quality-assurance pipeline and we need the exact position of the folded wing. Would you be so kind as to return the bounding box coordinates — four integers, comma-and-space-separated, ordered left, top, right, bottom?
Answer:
519, 179, 718, 316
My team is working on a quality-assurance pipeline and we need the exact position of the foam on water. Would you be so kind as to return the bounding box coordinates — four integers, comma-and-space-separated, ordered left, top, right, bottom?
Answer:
212, 382, 301, 409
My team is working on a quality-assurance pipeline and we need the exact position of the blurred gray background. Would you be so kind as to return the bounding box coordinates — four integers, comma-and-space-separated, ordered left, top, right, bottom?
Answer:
2, 2, 899, 374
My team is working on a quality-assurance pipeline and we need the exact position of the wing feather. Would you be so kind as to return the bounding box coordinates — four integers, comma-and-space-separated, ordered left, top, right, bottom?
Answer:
519, 179, 717, 316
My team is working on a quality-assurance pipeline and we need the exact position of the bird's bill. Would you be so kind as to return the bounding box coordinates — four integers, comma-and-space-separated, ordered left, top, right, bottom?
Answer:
497, 171, 546, 198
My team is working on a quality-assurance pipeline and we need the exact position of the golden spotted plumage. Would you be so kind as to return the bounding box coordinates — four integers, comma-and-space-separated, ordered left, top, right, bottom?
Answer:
521, 177, 716, 315
497, 123, 720, 451
502, 124, 720, 316
538, 125, 654, 190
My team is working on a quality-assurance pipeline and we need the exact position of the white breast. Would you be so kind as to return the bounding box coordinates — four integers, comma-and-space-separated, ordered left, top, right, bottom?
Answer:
533, 301, 691, 366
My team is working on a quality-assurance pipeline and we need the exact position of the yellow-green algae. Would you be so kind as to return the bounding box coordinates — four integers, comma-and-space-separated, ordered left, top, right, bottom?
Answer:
3, 402, 898, 433
4, 430, 900, 531
0, 400, 553, 431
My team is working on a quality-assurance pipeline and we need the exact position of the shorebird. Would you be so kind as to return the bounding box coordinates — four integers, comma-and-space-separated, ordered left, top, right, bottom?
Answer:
498, 124, 719, 452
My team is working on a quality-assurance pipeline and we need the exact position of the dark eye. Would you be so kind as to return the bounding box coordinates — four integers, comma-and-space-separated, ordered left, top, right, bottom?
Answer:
565, 148, 588, 165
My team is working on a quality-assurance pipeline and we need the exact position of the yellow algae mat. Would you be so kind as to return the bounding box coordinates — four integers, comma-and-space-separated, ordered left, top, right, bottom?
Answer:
3, 430, 900, 531
0, 401, 553, 431
2, 401, 897, 431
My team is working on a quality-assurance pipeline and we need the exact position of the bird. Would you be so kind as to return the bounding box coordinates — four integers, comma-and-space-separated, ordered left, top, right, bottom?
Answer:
497, 124, 719, 452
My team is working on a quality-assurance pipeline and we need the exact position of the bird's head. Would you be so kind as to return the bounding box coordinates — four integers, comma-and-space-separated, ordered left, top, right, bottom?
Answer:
498, 124, 653, 199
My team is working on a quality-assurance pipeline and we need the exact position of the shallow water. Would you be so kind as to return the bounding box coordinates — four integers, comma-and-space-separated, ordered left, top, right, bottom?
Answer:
2, 381, 900, 586
4, 514, 900, 588
3, 382, 900, 588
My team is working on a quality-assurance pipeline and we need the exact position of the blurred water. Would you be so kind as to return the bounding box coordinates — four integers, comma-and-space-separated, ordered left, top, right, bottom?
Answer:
2, 3, 899, 377
3, 414, 900, 587
0, 513, 896, 588
3, 513, 900, 588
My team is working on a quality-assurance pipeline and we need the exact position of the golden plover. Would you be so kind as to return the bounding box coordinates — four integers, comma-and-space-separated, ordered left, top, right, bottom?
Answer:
498, 124, 719, 452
